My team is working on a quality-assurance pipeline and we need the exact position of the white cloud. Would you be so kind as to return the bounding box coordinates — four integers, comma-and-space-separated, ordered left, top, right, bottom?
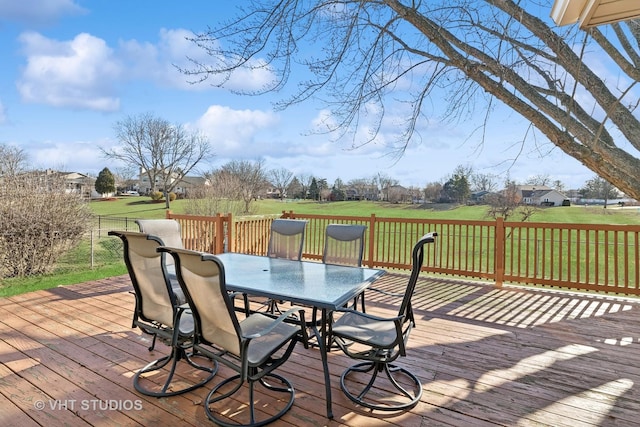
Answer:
120, 28, 200, 90
14, 27, 279, 112
26, 139, 110, 173
0, 0, 86, 25
16, 32, 122, 111
193, 105, 280, 156
119, 28, 275, 92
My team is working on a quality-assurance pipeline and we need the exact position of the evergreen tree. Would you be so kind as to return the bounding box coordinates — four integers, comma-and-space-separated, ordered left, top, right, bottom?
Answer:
95, 167, 116, 196
309, 178, 319, 201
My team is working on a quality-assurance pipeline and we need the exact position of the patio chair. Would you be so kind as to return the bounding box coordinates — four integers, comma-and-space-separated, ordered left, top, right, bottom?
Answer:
322, 224, 366, 266
108, 230, 217, 397
159, 246, 309, 427
251, 219, 308, 314
323, 223, 367, 310
267, 218, 307, 260
329, 232, 437, 411
136, 219, 185, 303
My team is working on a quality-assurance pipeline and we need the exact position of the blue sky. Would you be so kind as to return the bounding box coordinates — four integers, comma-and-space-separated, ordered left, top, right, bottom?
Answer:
0, 0, 595, 190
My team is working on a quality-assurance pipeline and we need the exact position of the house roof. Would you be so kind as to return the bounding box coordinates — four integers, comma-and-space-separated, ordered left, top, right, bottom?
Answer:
551, 0, 640, 28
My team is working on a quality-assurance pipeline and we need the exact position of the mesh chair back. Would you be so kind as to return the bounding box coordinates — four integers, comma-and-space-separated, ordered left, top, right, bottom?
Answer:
398, 232, 437, 320
267, 219, 307, 260
136, 219, 183, 247
168, 248, 242, 356
114, 231, 176, 327
322, 224, 366, 266
136, 219, 183, 267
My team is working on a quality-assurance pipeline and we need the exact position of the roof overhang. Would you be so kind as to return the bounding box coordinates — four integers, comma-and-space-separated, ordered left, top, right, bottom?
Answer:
551, 0, 640, 29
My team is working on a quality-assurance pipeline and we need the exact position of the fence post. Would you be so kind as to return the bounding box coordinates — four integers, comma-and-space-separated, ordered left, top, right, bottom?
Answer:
367, 214, 376, 268
495, 217, 505, 287
90, 230, 95, 268
214, 213, 224, 253
227, 213, 233, 253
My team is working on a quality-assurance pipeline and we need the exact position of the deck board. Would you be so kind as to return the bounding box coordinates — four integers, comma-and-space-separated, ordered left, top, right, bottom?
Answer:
2, 273, 640, 426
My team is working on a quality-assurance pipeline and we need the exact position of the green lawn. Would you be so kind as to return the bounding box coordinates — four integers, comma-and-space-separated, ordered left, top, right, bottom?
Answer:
91, 196, 640, 224
3, 196, 639, 298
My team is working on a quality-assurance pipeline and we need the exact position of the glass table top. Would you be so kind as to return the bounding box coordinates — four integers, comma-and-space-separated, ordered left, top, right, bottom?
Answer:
215, 253, 386, 310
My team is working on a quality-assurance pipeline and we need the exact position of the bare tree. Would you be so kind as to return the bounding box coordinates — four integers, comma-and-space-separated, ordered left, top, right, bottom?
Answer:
470, 172, 498, 192
185, 1, 640, 200
526, 174, 552, 187
103, 112, 213, 207
216, 159, 269, 213
580, 175, 620, 208
487, 179, 538, 221
0, 144, 28, 176
423, 181, 443, 202
184, 176, 245, 216
297, 173, 313, 200
115, 165, 139, 192
348, 178, 372, 200
552, 179, 566, 193
269, 167, 294, 200
374, 173, 398, 202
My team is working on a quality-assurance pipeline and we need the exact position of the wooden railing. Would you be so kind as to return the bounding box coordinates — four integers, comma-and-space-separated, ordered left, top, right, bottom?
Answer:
167, 210, 640, 296
165, 211, 232, 254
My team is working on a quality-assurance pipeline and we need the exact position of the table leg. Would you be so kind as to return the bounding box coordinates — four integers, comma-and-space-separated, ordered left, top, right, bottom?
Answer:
310, 307, 333, 419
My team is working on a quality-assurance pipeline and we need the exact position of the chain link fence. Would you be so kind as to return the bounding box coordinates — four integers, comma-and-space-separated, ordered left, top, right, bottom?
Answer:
70, 216, 142, 269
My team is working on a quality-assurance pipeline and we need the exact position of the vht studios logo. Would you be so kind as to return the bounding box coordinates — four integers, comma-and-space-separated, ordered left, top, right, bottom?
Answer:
34, 399, 143, 411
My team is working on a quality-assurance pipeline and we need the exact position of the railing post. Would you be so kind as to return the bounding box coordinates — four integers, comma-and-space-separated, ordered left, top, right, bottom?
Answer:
495, 217, 505, 287
226, 213, 233, 253
367, 214, 376, 268
214, 213, 223, 253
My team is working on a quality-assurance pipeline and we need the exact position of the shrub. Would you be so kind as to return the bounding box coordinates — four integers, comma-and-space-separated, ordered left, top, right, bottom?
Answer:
150, 191, 164, 201
0, 173, 92, 278
169, 192, 177, 201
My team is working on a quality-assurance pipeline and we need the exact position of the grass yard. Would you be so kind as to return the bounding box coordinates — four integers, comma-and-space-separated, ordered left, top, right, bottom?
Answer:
2, 196, 639, 297
90, 196, 640, 224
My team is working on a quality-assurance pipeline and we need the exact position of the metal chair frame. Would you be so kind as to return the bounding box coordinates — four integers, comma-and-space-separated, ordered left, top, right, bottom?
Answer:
109, 230, 216, 397
329, 232, 437, 411
256, 219, 308, 314
160, 246, 309, 427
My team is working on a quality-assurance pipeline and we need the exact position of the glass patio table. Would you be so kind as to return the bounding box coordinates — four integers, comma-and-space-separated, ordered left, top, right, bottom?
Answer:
214, 252, 386, 419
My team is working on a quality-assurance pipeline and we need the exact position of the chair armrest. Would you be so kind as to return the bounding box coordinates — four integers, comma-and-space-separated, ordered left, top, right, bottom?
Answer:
244, 306, 308, 340
332, 307, 403, 324
365, 287, 405, 298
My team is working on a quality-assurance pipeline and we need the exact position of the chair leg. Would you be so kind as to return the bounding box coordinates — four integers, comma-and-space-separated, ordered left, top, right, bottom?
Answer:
340, 361, 422, 411
204, 373, 295, 427
134, 347, 217, 397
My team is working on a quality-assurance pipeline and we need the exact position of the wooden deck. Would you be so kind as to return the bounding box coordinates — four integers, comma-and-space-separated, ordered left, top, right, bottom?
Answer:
2, 272, 640, 426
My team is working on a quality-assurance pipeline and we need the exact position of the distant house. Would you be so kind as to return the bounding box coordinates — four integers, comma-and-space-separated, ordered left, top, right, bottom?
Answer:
468, 190, 490, 205
24, 169, 99, 198
63, 172, 101, 198
386, 185, 412, 203
173, 176, 209, 197
138, 169, 208, 196
518, 185, 567, 206
266, 187, 283, 199
345, 184, 379, 201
